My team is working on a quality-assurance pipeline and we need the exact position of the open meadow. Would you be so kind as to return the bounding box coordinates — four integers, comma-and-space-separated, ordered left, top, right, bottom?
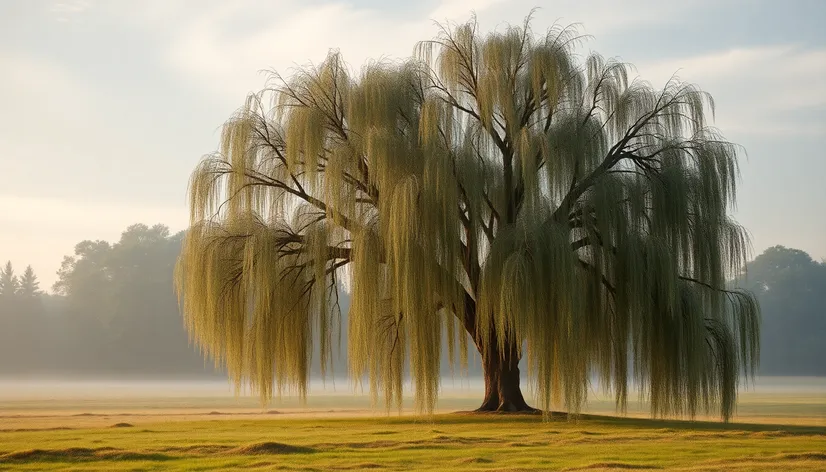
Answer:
0, 379, 824, 471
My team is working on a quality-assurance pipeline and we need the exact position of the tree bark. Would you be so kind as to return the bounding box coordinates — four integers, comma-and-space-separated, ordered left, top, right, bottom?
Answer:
460, 294, 536, 413
474, 338, 537, 413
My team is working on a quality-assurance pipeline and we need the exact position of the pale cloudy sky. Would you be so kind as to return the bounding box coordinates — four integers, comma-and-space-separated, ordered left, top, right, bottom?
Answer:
1, 0, 824, 287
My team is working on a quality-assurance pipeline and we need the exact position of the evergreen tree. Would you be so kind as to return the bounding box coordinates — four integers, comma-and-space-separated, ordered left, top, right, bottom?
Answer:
18, 266, 42, 298
0, 261, 19, 297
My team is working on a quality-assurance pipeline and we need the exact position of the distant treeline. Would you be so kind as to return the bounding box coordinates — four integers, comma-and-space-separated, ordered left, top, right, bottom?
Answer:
0, 225, 216, 378
0, 224, 824, 378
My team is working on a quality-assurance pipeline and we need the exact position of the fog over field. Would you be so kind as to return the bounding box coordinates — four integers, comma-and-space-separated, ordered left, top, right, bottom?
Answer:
4, 376, 826, 397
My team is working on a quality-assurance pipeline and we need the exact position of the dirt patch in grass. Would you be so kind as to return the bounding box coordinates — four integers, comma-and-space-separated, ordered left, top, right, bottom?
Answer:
319, 435, 503, 450
0, 427, 74, 432
161, 444, 234, 455
750, 430, 795, 438
505, 441, 543, 447
2, 447, 107, 460
677, 431, 753, 440
701, 451, 826, 468
558, 434, 657, 445
773, 452, 826, 461
100, 450, 172, 461
329, 440, 398, 449
0, 447, 172, 462
431, 434, 502, 445
228, 442, 314, 455
454, 457, 494, 464
239, 461, 277, 469
565, 463, 661, 470
331, 463, 385, 469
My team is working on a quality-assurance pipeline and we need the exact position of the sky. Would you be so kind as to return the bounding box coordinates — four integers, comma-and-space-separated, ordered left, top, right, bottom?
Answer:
0, 0, 824, 288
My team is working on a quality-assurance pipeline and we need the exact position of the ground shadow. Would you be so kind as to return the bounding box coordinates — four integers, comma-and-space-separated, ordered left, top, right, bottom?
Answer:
441, 410, 826, 435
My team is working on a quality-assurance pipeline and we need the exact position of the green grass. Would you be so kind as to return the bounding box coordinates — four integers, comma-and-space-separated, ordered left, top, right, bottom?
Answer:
1, 413, 824, 471
1, 386, 824, 471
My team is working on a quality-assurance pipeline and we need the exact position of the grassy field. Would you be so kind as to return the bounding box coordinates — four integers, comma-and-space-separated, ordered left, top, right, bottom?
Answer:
0, 384, 824, 471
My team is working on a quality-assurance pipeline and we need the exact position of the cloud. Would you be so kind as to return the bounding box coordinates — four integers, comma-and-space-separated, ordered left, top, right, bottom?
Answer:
0, 53, 101, 188
0, 52, 98, 128
156, 0, 824, 139
430, 0, 508, 21
0, 50, 192, 283
162, 1, 433, 106
635, 45, 826, 136
154, 0, 710, 107
50, 0, 92, 22
0, 48, 205, 202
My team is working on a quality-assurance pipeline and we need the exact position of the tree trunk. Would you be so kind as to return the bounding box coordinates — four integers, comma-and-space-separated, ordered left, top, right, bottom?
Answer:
474, 339, 537, 413
460, 294, 537, 413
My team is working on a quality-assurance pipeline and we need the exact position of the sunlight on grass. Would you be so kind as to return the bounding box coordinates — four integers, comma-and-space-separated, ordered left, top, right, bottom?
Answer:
0, 388, 823, 470
0, 413, 824, 471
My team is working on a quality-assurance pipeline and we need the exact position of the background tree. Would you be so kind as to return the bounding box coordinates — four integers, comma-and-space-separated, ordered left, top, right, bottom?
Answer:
0, 261, 18, 298
18, 265, 42, 298
103, 224, 214, 374
0, 261, 19, 367
10, 265, 44, 367
48, 224, 213, 376
739, 246, 826, 375
178, 16, 754, 419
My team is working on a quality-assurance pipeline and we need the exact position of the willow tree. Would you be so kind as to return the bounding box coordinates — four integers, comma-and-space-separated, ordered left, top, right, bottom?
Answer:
176, 15, 760, 419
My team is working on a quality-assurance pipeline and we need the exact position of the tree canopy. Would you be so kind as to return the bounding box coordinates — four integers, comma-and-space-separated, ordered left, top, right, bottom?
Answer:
176, 15, 759, 420
740, 246, 825, 375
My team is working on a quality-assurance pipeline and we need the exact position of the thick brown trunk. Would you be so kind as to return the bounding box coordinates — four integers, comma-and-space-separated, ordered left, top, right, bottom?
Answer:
474, 340, 537, 413
460, 294, 536, 413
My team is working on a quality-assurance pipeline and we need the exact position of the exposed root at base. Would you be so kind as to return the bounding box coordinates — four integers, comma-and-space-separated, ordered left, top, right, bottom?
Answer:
473, 406, 542, 415
451, 406, 545, 415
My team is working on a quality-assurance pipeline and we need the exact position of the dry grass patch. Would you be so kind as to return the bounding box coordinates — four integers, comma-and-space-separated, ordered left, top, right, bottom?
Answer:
228, 441, 314, 455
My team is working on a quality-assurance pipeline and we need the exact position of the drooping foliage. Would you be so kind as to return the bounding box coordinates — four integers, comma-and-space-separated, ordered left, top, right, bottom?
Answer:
176, 15, 759, 420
